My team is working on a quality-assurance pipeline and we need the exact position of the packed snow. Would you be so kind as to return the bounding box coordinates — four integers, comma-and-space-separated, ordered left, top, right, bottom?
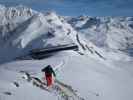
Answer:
0, 5, 133, 100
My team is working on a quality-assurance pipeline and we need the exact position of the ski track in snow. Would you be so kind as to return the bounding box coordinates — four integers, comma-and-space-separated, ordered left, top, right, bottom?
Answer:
20, 71, 85, 100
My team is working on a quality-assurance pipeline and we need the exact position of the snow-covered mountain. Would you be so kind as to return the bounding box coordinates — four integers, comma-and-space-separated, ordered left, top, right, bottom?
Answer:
66, 16, 133, 51
0, 5, 133, 100
0, 5, 79, 63
0, 5, 133, 64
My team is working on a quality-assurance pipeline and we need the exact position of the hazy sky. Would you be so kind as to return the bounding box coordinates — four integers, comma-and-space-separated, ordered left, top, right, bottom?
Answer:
0, 0, 133, 16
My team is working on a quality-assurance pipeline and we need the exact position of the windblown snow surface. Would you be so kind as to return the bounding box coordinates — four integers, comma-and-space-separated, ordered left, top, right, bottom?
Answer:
0, 5, 133, 100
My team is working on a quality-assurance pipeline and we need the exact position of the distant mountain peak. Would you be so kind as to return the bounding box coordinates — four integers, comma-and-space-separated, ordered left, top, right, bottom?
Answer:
0, 5, 132, 63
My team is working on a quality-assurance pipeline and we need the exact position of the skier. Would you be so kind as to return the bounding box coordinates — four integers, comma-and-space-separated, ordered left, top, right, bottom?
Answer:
41, 65, 56, 87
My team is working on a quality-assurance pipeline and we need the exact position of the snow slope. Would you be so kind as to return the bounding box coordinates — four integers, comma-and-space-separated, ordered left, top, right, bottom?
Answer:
0, 51, 133, 100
